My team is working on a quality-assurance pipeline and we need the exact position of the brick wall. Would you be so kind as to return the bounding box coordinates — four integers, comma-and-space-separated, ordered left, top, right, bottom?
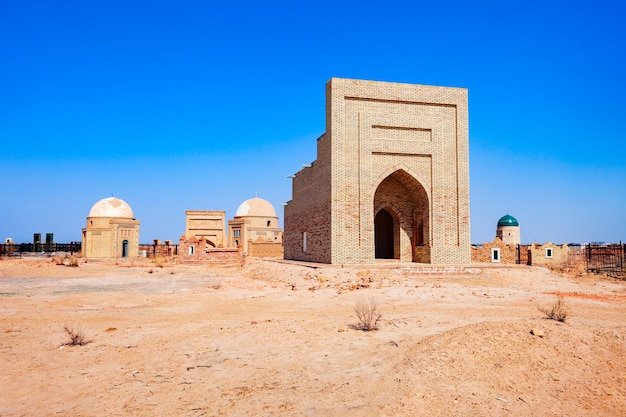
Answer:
284, 133, 332, 263
178, 237, 242, 266
471, 239, 569, 266
496, 225, 521, 245
138, 244, 178, 258
285, 77, 470, 264
248, 241, 283, 258
471, 239, 518, 264
83, 217, 140, 258
184, 210, 226, 248
414, 245, 431, 263
529, 242, 569, 266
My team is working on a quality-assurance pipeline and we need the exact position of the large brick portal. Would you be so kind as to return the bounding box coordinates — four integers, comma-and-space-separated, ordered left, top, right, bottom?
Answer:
284, 78, 470, 264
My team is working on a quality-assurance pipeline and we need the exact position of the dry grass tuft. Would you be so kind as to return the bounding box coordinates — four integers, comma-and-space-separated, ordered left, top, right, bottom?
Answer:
353, 298, 382, 331
151, 256, 166, 268
539, 295, 569, 322
67, 255, 79, 267
63, 322, 88, 346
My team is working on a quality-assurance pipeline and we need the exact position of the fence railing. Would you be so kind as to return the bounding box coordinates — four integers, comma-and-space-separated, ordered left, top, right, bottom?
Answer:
1, 242, 82, 256
586, 242, 625, 278
1, 242, 179, 258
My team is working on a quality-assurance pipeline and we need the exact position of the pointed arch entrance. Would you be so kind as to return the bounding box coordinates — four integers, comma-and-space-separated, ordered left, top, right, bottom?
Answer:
375, 209, 394, 259
373, 169, 430, 263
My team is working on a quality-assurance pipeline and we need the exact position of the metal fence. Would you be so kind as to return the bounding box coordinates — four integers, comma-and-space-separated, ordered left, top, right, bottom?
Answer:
1, 242, 82, 257
586, 242, 625, 278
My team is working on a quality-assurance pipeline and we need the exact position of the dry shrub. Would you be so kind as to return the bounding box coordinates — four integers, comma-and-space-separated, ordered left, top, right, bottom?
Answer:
539, 295, 569, 322
151, 256, 165, 268
53, 255, 79, 267
353, 298, 382, 331
63, 322, 87, 346
67, 255, 79, 267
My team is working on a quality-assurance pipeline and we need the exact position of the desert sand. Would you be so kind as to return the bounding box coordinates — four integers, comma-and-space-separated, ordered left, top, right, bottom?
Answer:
1, 256, 625, 416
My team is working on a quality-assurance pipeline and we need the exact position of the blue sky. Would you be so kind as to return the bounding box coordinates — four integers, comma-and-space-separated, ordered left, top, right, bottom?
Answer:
1, 0, 624, 245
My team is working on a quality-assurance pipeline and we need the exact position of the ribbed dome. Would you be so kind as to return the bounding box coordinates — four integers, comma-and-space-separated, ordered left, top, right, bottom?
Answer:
88, 197, 134, 218
497, 214, 519, 227
235, 197, 277, 218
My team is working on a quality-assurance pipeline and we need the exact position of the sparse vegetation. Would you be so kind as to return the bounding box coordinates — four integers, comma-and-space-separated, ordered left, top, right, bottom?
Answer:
67, 255, 79, 267
353, 298, 382, 331
539, 295, 569, 322
63, 322, 87, 346
53, 254, 79, 267
151, 256, 166, 268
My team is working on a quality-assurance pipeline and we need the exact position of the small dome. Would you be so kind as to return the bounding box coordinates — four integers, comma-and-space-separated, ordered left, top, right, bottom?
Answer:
88, 197, 134, 218
497, 214, 519, 227
235, 197, 277, 218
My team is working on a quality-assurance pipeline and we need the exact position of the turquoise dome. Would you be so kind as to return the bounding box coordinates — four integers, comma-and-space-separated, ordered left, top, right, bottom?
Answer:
497, 214, 519, 227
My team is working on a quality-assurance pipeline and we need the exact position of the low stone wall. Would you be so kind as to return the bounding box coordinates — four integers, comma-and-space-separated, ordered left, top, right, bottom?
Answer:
178, 238, 243, 266
138, 244, 178, 258
248, 241, 283, 258
472, 239, 518, 264
472, 239, 569, 266
529, 242, 569, 267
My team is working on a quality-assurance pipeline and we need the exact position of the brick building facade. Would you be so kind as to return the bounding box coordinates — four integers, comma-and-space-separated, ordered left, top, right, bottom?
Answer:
284, 78, 471, 264
82, 197, 140, 259
228, 197, 283, 255
178, 198, 283, 264
184, 210, 227, 248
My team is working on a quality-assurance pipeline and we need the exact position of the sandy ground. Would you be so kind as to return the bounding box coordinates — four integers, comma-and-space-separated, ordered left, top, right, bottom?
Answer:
1, 256, 625, 416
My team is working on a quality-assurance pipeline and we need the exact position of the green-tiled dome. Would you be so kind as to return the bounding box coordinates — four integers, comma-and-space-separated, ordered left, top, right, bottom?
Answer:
497, 214, 519, 227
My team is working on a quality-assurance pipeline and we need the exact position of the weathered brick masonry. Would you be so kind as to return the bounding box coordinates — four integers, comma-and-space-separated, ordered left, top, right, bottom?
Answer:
178, 237, 243, 266
285, 78, 471, 264
471, 239, 570, 266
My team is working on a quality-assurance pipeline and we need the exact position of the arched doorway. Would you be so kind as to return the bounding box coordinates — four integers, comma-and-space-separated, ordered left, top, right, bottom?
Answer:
375, 209, 394, 259
373, 169, 430, 262
122, 240, 128, 258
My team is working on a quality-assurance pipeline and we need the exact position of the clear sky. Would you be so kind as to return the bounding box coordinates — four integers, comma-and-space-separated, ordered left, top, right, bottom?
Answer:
1, 0, 624, 245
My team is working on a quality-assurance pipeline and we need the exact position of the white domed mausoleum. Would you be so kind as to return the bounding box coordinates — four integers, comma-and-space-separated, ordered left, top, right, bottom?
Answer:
81, 197, 140, 258
228, 197, 283, 255
496, 214, 520, 245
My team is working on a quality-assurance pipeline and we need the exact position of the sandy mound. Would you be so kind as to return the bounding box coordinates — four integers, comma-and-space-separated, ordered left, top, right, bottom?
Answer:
392, 319, 626, 416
